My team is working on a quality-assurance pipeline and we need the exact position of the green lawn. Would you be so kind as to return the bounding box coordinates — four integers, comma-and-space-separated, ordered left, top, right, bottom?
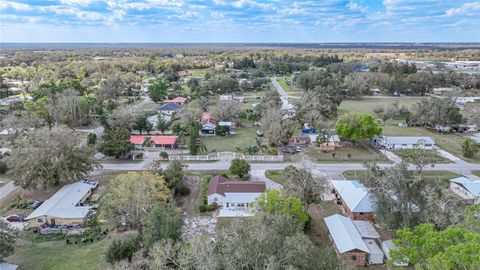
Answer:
7, 237, 109, 270
276, 76, 297, 93
395, 149, 451, 164
343, 170, 462, 181
265, 170, 287, 185
304, 145, 390, 163
339, 98, 420, 115
201, 127, 258, 153
382, 126, 480, 163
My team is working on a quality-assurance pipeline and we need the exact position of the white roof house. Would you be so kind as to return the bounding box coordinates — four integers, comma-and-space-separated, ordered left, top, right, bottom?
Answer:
325, 214, 384, 265
26, 181, 95, 222
449, 177, 480, 204
353, 220, 381, 239
331, 180, 374, 213
324, 214, 370, 253
373, 136, 435, 150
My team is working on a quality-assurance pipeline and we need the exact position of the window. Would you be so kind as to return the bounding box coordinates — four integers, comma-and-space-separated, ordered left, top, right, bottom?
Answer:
226, 203, 229, 208
37, 218, 43, 223
359, 212, 364, 215
351, 256, 357, 261
214, 197, 218, 202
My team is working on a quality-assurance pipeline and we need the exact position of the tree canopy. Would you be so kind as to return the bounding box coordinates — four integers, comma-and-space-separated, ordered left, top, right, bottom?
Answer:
336, 113, 382, 143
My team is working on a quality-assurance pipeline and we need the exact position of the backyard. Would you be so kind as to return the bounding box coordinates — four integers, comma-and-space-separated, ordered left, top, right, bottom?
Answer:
7, 236, 109, 270
339, 97, 421, 115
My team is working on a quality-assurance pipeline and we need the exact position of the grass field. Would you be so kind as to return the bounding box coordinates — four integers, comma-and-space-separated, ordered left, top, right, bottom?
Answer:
265, 170, 287, 185
276, 76, 297, 93
339, 98, 421, 115
395, 149, 450, 164
382, 126, 480, 163
7, 237, 109, 270
343, 170, 461, 181
201, 127, 258, 153
304, 145, 390, 163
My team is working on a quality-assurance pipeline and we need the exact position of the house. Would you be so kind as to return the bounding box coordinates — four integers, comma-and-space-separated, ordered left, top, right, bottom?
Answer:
158, 103, 182, 115
308, 134, 341, 147
452, 124, 478, 133
219, 95, 233, 101
324, 214, 384, 266
217, 121, 235, 134
129, 135, 177, 149
26, 181, 97, 227
200, 112, 217, 135
382, 240, 409, 267
163, 97, 188, 105
331, 180, 374, 221
291, 136, 310, 145
207, 176, 266, 217
0, 263, 19, 270
372, 136, 435, 150
449, 177, 480, 204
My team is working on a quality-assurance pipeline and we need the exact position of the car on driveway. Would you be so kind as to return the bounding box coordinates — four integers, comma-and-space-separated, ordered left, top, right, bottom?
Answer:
282, 146, 301, 154
6, 214, 24, 222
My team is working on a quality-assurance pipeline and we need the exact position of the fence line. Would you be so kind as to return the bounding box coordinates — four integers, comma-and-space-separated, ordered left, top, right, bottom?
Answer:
155, 151, 284, 162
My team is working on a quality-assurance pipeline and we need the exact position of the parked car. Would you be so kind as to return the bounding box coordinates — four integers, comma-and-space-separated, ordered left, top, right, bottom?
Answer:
6, 214, 24, 222
27, 200, 44, 209
282, 146, 300, 154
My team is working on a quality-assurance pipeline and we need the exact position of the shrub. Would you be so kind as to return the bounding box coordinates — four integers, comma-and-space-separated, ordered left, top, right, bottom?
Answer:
0, 161, 8, 174
105, 234, 141, 264
160, 151, 169, 160
199, 203, 217, 212
175, 183, 190, 196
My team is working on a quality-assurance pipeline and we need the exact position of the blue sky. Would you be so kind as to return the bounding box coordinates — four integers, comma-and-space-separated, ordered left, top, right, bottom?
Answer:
0, 0, 479, 43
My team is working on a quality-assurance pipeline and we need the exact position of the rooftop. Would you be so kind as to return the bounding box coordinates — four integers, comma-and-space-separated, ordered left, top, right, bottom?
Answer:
130, 135, 177, 145
208, 176, 266, 196
159, 103, 181, 111
380, 136, 435, 145
26, 181, 95, 220
331, 180, 374, 213
324, 214, 370, 253
450, 176, 480, 196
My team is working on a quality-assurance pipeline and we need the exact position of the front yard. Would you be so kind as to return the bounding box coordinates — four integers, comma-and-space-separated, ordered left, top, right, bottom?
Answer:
343, 170, 462, 182
201, 127, 258, 153
382, 126, 480, 163
304, 145, 390, 163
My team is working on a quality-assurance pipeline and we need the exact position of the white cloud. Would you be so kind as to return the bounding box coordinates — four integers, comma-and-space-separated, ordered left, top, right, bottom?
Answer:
60, 0, 95, 7
445, 2, 480, 16
0, 1, 33, 11
347, 1, 367, 13
232, 0, 272, 9
211, 11, 224, 18
279, 8, 304, 15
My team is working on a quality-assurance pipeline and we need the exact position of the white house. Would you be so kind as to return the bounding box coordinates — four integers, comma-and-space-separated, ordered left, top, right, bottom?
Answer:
372, 136, 435, 150
449, 177, 480, 204
207, 176, 266, 217
26, 181, 97, 227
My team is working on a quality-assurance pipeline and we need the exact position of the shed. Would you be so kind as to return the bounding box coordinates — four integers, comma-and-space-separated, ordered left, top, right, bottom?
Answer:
363, 239, 384, 265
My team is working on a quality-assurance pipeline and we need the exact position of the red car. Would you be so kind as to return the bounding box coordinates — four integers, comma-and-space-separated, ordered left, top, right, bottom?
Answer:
6, 214, 24, 222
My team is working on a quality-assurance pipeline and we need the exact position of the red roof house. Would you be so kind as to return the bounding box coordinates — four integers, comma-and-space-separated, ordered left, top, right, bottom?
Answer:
130, 135, 178, 149
164, 97, 188, 105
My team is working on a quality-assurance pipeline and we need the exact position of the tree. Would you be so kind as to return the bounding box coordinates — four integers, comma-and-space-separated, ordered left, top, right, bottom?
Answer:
390, 224, 480, 269
133, 115, 153, 135
336, 113, 382, 143
215, 124, 230, 136
229, 158, 250, 178
106, 233, 141, 265
462, 138, 479, 158
256, 189, 309, 228
188, 124, 200, 155
98, 127, 134, 159
7, 127, 97, 189
213, 100, 242, 121
409, 98, 463, 127
143, 201, 183, 247
0, 220, 17, 261
87, 132, 97, 146
100, 172, 171, 230
148, 80, 169, 102
156, 117, 170, 134
284, 165, 328, 211
361, 162, 460, 230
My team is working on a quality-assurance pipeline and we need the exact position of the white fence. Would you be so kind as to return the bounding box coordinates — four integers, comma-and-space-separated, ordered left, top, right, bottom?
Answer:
167, 152, 284, 162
